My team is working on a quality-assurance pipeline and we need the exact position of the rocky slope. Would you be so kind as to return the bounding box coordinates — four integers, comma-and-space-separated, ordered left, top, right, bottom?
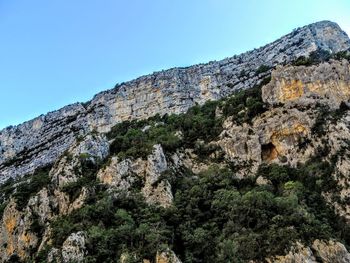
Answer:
1, 21, 350, 263
1, 20, 350, 182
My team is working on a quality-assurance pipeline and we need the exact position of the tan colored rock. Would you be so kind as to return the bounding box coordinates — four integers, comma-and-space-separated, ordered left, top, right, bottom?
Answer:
141, 144, 174, 207
156, 249, 182, 263
267, 240, 350, 263
53, 187, 88, 215
50, 134, 109, 188
218, 108, 313, 171
97, 157, 144, 190
262, 60, 350, 108
312, 239, 350, 263
1, 21, 349, 182
27, 188, 54, 223
98, 145, 173, 207
0, 199, 39, 262
267, 242, 316, 263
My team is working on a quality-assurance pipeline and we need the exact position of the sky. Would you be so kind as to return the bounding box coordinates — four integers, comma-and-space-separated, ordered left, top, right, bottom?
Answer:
0, 0, 349, 129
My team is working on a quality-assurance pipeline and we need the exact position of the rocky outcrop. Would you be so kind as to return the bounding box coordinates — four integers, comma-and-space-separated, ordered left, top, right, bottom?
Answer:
97, 157, 140, 190
47, 232, 87, 263
218, 107, 314, 173
98, 144, 173, 207
0, 20, 350, 263
262, 59, 350, 108
49, 134, 109, 215
1, 21, 349, 182
218, 58, 350, 172
50, 134, 109, 188
156, 249, 182, 263
0, 134, 110, 261
268, 240, 350, 263
0, 200, 38, 262
61, 232, 87, 263
0, 103, 89, 183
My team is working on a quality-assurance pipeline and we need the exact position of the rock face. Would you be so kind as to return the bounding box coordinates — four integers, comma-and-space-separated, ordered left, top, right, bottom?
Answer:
217, 59, 350, 174
61, 232, 87, 263
97, 144, 173, 207
1, 21, 349, 182
47, 232, 87, 263
0, 199, 38, 261
218, 106, 314, 173
268, 240, 350, 263
50, 134, 109, 188
1, 20, 350, 263
262, 59, 350, 107
156, 249, 182, 263
0, 134, 110, 262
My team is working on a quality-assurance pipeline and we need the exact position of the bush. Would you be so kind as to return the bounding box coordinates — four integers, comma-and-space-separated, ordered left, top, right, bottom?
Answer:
108, 100, 222, 159
255, 64, 270, 75
49, 154, 349, 263
293, 49, 331, 66
221, 83, 267, 124
13, 165, 51, 210
61, 158, 101, 201
333, 50, 350, 61
51, 192, 172, 262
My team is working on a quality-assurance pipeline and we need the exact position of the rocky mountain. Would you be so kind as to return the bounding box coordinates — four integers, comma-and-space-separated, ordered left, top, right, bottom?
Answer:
1, 20, 349, 182
1, 20, 350, 262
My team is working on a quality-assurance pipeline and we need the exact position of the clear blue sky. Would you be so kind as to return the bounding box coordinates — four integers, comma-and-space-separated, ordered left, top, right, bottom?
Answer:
0, 0, 349, 129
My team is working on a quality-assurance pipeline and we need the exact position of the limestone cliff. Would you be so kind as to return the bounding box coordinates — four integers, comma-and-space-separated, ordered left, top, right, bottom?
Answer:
1, 20, 349, 182
1, 21, 350, 263
262, 59, 350, 107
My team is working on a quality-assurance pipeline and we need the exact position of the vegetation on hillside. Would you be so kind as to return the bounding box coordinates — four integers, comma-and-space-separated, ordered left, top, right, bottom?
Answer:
1, 50, 350, 262
45, 157, 349, 263
0, 165, 51, 216
106, 79, 268, 161
41, 77, 349, 262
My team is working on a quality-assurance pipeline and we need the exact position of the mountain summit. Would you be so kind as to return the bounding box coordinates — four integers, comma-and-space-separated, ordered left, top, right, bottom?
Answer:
1, 20, 350, 262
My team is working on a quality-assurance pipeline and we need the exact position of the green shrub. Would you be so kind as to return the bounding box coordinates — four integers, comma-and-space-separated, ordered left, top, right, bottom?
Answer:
61, 158, 101, 201
334, 50, 350, 61
108, 100, 222, 159
13, 165, 51, 210
49, 154, 349, 263
255, 64, 270, 75
221, 83, 267, 124
51, 192, 171, 261
293, 49, 331, 66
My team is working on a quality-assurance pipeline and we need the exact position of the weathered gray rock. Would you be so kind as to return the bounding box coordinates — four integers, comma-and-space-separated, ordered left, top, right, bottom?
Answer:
47, 231, 87, 263
97, 144, 173, 207
217, 107, 314, 175
61, 231, 87, 263
267, 240, 350, 263
97, 157, 141, 191
156, 249, 182, 263
50, 134, 109, 188
266, 242, 317, 263
1, 21, 349, 182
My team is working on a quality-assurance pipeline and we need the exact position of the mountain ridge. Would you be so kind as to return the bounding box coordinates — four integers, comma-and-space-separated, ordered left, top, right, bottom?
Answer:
1, 20, 350, 263
0, 20, 349, 182
2, 20, 348, 131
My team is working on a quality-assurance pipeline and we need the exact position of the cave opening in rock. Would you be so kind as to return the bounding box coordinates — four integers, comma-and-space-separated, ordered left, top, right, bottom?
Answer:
261, 142, 278, 161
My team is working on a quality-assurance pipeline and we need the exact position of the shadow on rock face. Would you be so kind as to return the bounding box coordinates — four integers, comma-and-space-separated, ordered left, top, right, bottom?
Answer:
261, 142, 278, 162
